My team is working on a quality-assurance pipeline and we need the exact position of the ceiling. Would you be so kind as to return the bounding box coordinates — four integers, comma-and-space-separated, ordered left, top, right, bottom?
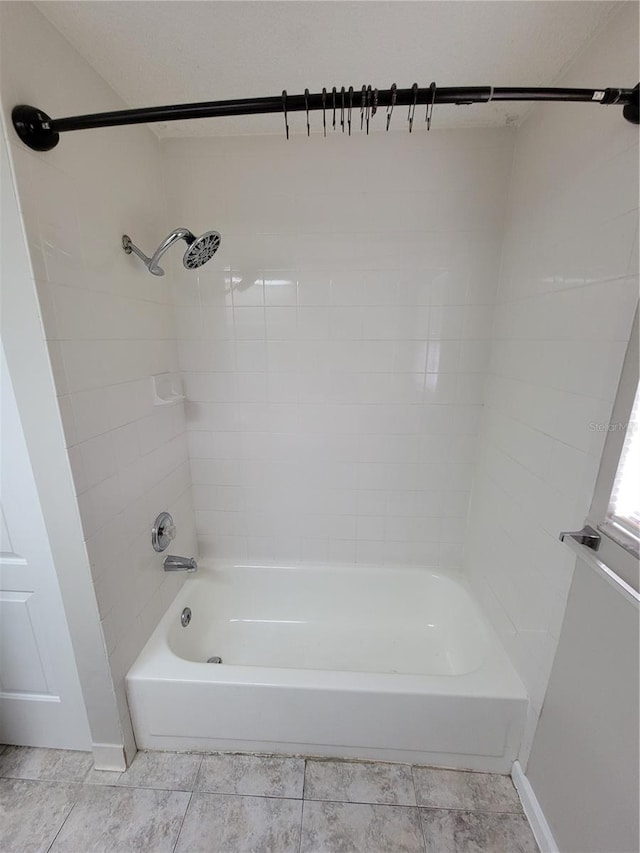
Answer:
37, 1, 620, 137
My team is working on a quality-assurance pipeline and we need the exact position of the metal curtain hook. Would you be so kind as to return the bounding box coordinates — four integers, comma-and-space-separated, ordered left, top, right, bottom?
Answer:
322, 87, 327, 137
366, 85, 371, 134
305, 88, 310, 136
408, 83, 418, 132
372, 88, 378, 117
386, 83, 397, 131
360, 85, 366, 131
332, 86, 337, 131
341, 86, 345, 132
348, 86, 353, 135
282, 90, 289, 140
426, 81, 436, 130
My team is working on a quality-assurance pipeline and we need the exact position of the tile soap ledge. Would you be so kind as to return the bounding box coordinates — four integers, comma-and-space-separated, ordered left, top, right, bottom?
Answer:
152, 372, 185, 407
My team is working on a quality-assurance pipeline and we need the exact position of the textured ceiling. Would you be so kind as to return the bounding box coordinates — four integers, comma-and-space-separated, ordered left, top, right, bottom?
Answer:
37, 1, 620, 136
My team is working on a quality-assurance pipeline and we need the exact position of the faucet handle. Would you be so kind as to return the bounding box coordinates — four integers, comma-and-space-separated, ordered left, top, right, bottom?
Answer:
152, 511, 177, 552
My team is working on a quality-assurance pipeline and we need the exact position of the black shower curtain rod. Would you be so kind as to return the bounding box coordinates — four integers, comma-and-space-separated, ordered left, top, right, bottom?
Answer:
12, 82, 640, 151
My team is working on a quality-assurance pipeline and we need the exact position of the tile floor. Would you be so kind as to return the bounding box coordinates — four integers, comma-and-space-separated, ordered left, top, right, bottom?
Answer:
0, 744, 539, 852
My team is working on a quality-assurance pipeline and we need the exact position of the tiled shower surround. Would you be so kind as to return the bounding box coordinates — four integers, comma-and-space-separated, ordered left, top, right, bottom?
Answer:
162, 131, 514, 566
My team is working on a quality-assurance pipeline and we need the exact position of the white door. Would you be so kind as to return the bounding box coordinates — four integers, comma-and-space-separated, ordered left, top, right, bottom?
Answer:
0, 344, 91, 749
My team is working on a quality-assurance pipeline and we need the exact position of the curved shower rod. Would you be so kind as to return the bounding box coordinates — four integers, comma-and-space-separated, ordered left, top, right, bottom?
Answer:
12, 82, 639, 151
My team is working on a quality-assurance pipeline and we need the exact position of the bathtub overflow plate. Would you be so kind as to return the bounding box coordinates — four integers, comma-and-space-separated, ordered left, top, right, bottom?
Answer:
181, 607, 191, 627
207, 656, 223, 664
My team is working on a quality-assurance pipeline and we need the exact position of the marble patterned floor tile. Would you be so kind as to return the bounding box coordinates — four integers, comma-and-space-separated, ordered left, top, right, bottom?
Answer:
84, 768, 122, 785
174, 792, 302, 853
412, 767, 522, 813
195, 752, 305, 798
0, 745, 93, 783
0, 778, 80, 853
305, 759, 416, 805
421, 808, 539, 852
300, 800, 426, 853
49, 784, 190, 853
115, 750, 202, 791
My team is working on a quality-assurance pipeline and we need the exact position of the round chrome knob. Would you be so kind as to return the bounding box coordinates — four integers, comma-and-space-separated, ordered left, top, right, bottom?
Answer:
151, 511, 176, 552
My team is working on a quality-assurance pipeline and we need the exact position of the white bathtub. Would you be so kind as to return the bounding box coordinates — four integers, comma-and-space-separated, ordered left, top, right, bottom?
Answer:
126, 563, 526, 772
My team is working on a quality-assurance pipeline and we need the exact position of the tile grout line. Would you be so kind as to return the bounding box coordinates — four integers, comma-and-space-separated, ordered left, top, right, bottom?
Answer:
297, 797, 306, 853
411, 767, 430, 853
409, 765, 419, 808
171, 791, 193, 853
417, 804, 525, 815
172, 788, 305, 800
45, 784, 83, 853
166, 750, 202, 853
297, 758, 308, 853
188, 753, 205, 796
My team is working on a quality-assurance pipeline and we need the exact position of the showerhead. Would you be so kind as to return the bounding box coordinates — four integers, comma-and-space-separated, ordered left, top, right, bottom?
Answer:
122, 227, 221, 276
182, 231, 221, 270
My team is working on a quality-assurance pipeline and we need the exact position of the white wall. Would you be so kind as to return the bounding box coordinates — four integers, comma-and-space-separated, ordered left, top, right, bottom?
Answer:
162, 129, 513, 566
0, 2, 197, 760
465, 2, 639, 763
526, 553, 639, 853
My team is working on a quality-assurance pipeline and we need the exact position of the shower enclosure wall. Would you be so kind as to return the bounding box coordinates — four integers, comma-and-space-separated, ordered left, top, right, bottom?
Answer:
163, 130, 513, 567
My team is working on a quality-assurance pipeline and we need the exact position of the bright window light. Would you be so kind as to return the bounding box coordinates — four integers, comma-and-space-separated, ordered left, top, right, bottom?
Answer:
606, 382, 640, 546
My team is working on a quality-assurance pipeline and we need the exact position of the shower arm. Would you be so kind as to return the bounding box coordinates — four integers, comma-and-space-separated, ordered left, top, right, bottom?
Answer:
122, 229, 193, 276
148, 228, 193, 275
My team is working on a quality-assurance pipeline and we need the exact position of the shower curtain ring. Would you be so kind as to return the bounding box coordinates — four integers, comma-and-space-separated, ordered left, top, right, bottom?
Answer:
372, 88, 378, 117
348, 86, 353, 135
408, 83, 418, 132
386, 83, 397, 131
322, 87, 327, 137
282, 90, 289, 140
332, 86, 337, 131
360, 85, 366, 131
305, 88, 310, 136
426, 81, 436, 131
340, 86, 345, 132
366, 85, 371, 134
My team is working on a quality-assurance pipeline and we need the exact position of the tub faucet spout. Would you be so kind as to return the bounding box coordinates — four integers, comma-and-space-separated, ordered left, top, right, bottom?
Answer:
163, 555, 198, 573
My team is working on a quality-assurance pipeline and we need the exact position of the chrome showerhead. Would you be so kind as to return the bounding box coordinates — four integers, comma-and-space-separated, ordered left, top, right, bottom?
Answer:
122, 227, 221, 276
182, 231, 221, 270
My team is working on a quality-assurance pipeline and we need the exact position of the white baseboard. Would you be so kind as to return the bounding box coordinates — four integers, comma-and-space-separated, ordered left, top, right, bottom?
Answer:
92, 743, 127, 772
512, 760, 559, 853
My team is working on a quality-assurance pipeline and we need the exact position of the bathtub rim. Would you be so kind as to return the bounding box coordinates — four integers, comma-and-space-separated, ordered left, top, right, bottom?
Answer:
128, 561, 526, 702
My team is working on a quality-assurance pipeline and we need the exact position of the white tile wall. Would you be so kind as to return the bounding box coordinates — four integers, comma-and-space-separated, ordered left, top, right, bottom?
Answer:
161, 129, 514, 566
464, 3, 639, 764
1, 3, 197, 755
